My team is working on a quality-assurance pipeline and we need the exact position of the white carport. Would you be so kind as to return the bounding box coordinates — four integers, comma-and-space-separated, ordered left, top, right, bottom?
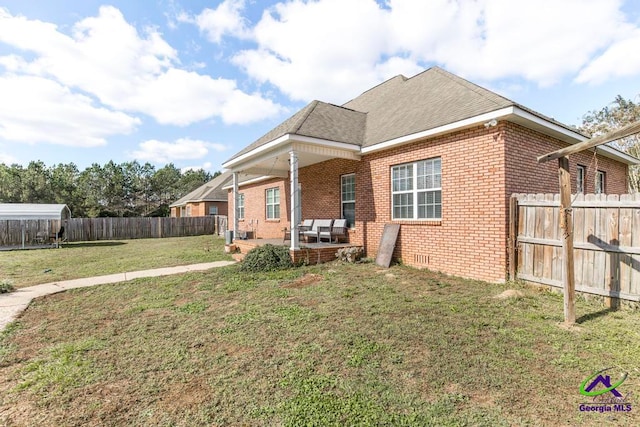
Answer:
0, 204, 71, 249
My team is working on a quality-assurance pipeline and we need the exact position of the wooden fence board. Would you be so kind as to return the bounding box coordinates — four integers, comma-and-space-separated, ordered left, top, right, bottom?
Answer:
0, 216, 228, 246
515, 193, 640, 302
632, 193, 640, 295
583, 194, 596, 289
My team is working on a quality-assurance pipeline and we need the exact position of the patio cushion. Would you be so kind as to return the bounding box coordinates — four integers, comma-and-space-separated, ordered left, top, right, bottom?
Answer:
302, 219, 333, 241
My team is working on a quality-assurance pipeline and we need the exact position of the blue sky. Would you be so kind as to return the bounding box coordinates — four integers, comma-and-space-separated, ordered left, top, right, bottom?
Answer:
1, 0, 640, 173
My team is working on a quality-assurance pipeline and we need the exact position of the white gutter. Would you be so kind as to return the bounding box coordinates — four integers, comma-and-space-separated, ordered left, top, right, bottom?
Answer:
360, 106, 639, 165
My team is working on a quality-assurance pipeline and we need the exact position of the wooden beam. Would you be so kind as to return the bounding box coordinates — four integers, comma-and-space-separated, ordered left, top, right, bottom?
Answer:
558, 157, 576, 325
537, 120, 640, 163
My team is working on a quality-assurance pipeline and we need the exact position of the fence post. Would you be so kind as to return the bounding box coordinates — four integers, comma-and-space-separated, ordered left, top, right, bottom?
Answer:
508, 194, 518, 280
559, 157, 576, 325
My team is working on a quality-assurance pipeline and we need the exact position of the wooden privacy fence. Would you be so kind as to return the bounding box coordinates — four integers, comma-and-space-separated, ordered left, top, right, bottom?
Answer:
511, 193, 640, 302
0, 216, 228, 246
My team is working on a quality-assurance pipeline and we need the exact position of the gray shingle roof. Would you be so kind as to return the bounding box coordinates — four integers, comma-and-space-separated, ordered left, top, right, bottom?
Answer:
169, 171, 232, 207
225, 66, 585, 163
343, 67, 515, 146
227, 100, 365, 162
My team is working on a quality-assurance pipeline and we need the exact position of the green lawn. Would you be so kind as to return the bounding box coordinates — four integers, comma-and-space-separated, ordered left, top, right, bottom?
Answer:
0, 262, 638, 426
0, 235, 232, 288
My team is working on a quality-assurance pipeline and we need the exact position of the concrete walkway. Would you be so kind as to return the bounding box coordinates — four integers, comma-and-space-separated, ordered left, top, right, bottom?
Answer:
0, 261, 236, 331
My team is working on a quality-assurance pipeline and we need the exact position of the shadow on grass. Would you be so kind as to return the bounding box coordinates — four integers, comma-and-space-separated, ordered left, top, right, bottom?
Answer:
576, 307, 617, 324
63, 242, 127, 249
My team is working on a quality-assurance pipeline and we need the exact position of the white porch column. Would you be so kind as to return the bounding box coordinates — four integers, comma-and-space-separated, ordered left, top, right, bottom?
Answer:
289, 150, 300, 250
232, 171, 239, 240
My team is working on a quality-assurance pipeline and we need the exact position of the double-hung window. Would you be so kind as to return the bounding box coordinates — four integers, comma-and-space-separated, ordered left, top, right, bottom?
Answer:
341, 174, 355, 227
392, 158, 441, 220
595, 170, 606, 194
237, 193, 245, 220
266, 187, 280, 219
576, 165, 585, 194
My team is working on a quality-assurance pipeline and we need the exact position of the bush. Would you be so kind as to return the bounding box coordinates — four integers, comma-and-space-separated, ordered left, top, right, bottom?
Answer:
0, 279, 15, 294
240, 244, 293, 272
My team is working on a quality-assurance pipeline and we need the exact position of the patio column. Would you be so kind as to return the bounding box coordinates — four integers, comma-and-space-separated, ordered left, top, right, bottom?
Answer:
232, 171, 239, 240
289, 150, 300, 250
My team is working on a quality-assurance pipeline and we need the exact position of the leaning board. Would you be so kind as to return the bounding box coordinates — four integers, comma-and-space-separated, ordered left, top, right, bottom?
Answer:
375, 224, 400, 268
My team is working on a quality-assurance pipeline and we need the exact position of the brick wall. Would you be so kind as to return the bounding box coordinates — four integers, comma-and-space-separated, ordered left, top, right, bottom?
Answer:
170, 201, 228, 217
360, 125, 507, 282
228, 178, 289, 239
503, 122, 628, 196
228, 121, 629, 283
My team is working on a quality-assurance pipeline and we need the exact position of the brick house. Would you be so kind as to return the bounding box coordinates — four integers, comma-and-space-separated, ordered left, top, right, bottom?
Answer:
222, 67, 638, 282
169, 172, 230, 218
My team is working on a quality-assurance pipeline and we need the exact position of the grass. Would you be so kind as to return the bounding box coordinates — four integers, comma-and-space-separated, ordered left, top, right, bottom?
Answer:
0, 235, 232, 288
1, 261, 639, 426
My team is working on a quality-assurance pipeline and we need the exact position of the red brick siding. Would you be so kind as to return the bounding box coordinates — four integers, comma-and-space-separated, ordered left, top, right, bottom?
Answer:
361, 125, 507, 282
170, 201, 228, 217
503, 122, 628, 196
228, 122, 629, 283
228, 178, 289, 239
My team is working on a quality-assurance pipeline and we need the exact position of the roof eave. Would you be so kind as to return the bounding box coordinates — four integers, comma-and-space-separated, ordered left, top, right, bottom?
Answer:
222, 133, 361, 170
360, 106, 639, 166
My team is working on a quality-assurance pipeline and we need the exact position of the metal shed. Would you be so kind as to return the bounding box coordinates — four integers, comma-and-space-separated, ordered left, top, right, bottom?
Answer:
0, 203, 71, 249
0, 204, 72, 221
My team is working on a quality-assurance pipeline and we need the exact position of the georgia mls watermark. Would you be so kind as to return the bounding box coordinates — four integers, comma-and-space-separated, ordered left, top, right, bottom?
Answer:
578, 367, 633, 413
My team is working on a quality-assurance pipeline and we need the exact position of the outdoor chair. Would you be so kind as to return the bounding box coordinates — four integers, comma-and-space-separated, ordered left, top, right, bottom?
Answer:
32, 231, 47, 245
50, 226, 66, 247
301, 219, 332, 243
284, 219, 314, 243
318, 219, 348, 243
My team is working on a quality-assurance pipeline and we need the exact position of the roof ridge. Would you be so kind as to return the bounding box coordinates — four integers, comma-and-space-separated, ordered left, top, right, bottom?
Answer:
430, 66, 514, 108
291, 100, 320, 134
342, 74, 407, 106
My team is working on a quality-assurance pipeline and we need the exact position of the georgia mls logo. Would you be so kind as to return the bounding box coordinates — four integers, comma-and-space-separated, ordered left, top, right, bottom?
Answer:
578, 368, 633, 413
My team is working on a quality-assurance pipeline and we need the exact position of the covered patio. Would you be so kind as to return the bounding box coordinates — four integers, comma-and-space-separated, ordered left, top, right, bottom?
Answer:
222, 100, 363, 253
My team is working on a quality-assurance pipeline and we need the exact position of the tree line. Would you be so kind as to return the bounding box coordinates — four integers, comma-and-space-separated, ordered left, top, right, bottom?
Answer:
0, 160, 218, 217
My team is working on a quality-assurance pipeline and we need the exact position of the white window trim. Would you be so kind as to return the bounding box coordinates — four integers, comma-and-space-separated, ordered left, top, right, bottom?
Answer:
596, 170, 606, 194
576, 165, 585, 194
391, 158, 442, 220
237, 193, 245, 220
341, 173, 356, 227
266, 187, 280, 219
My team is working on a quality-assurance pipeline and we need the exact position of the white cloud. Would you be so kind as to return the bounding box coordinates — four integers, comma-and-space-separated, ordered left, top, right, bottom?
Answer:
223, 0, 639, 103
576, 28, 640, 84
0, 151, 18, 165
0, 74, 139, 146
191, 0, 250, 43
130, 138, 227, 163
181, 162, 213, 173
0, 6, 282, 128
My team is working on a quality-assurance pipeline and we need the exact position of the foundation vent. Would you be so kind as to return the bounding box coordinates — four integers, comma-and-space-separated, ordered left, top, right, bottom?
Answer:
414, 254, 429, 265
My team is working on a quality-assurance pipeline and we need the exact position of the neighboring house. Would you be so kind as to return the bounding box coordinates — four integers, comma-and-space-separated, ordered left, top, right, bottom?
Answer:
169, 172, 231, 218
222, 67, 638, 282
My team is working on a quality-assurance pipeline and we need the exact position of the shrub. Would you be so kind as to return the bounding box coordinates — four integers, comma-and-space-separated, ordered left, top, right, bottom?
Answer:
0, 279, 15, 294
240, 244, 293, 272
336, 247, 364, 263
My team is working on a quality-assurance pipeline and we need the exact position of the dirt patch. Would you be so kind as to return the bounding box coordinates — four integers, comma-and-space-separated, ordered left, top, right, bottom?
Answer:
556, 322, 583, 332
494, 289, 525, 299
282, 273, 323, 289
